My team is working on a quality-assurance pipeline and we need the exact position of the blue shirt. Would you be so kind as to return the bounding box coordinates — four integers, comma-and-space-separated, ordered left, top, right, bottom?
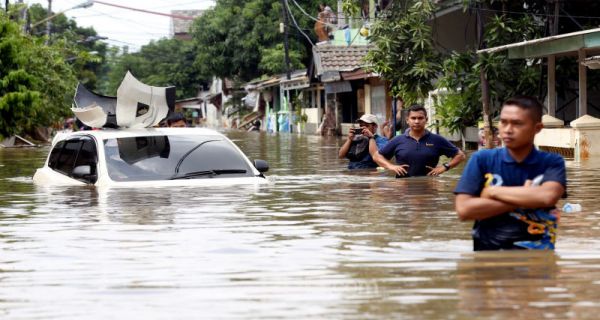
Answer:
348, 135, 388, 169
454, 147, 566, 250
378, 130, 459, 177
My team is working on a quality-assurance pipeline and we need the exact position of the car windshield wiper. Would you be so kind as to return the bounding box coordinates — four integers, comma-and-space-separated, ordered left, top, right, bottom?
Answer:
169, 169, 247, 180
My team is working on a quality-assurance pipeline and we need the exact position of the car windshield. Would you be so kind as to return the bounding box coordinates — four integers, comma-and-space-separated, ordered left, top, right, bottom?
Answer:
103, 135, 254, 181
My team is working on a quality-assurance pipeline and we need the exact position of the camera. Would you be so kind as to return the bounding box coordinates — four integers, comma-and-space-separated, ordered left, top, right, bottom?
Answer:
353, 128, 363, 135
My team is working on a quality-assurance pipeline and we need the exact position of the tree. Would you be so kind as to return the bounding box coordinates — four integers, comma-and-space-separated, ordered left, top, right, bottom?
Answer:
190, 0, 321, 82
103, 38, 207, 99
0, 14, 78, 139
27, 3, 108, 91
362, 0, 442, 104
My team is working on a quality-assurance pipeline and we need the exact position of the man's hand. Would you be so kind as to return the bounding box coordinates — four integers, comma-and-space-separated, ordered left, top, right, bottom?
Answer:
480, 186, 494, 199
426, 165, 446, 176
347, 127, 357, 140
382, 121, 392, 139
387, 164, 409, 176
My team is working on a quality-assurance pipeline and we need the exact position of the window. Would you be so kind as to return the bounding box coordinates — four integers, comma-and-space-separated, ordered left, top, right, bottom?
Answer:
103, 135, 254, 182
55, 140, 82, 175
48, 141, 65, 169
49, 136, 98, 183
74, 138, 98, 184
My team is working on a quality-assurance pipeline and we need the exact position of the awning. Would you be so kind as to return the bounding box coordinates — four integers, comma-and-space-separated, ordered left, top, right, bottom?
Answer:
199, 91, 218, 101
321, 71, 341, 82
180, 103, 202, 109
281, 75, 310, 90
477, 26, 600, 59
582, 55, 600, 69
341, 68, 376, 80
325, 81, 352, 94
255, 77, 281, 90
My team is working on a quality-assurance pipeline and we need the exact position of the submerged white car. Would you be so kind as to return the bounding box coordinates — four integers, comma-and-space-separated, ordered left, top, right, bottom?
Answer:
33, 128, 269, 187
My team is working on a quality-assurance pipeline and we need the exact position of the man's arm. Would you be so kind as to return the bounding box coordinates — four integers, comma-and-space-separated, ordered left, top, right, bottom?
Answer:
338, 128, 356, 159
368, 138, 378, 156
481, 181, 565, 209
455, 193, 517, 221
448, 150, 466, 168
372, 151, 409, 176
428, 150, 466, 176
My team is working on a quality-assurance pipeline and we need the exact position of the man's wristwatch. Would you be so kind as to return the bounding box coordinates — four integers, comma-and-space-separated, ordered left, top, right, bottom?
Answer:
442, 163, 451, 171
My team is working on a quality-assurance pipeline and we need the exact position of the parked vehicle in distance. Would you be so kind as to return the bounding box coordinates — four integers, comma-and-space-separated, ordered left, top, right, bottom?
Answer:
33, 127, 269, 187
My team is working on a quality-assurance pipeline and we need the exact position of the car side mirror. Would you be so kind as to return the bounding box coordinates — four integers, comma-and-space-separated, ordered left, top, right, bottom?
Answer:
72, 165, 98, 184
72, 165, 91, 177
253, 159, 269, 173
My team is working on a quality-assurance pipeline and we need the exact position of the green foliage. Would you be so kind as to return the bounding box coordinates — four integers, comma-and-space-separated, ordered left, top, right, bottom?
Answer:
341, 0, 360, 18
0, 15, 77, 139
27, 3, 109, 91
364, 0, 441, 104
434, 92, 480, 135
436, 12, 543, 134
190, 0, 321, 82
103, 38, 206, 99
260, 44, 303, 74
292, 94, 308, 124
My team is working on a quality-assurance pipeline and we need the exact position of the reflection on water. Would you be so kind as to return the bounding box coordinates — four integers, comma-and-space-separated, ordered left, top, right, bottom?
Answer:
1, 131, 600, 318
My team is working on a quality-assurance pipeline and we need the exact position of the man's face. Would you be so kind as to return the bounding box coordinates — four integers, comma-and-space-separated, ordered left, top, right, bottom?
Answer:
499, 105, 542, 149
169, 120, 186, 128
358, 121, 377, 134
406, 110, 427, 131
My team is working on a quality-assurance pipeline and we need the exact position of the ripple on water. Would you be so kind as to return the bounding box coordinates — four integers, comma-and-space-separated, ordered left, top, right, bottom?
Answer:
0, 133, 599, 319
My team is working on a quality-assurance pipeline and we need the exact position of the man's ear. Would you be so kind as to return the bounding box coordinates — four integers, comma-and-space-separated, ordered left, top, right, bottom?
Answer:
535, 121, 544, 133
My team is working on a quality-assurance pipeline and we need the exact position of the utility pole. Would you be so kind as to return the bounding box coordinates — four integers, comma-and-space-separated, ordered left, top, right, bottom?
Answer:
546, 0, 559, 116
280, 0, 292, 133
280, 0, 291, 80
477, 3, 493, 149
46, 0, 52, 41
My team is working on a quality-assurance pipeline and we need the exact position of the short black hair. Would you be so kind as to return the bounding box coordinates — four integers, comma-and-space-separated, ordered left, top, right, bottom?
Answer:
166, 112, 185, 125
502, 95, 543, 122
407, 104, 427, 117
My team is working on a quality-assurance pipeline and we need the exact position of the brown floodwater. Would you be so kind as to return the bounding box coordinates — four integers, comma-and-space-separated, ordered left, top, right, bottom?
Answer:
0, 130, 599, 319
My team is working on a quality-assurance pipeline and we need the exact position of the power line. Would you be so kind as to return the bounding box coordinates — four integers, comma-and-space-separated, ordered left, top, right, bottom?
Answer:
284, 0, 314, 46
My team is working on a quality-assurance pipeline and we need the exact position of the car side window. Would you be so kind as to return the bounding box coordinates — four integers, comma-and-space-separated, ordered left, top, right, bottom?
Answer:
50, 137, 98, 184
54, 140, 82, 175
48, 141, 65, 169
74, 138, 98, 184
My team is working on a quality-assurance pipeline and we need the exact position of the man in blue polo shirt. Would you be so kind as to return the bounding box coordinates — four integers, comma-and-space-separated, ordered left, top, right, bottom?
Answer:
454, 96, 566, 251
372, 104, 465, 177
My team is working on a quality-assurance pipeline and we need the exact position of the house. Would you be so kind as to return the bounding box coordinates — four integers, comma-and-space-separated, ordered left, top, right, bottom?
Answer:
480, 27, 600, 160
312, 43, 393, 136
170, 10, 205, 40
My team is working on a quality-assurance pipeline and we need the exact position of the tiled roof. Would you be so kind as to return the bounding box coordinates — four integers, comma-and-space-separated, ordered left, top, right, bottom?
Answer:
170, 10, 205, 35
312, 44, 373, 76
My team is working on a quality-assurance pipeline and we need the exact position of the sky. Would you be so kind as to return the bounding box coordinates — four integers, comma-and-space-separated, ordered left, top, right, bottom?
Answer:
28, 0, 215, 51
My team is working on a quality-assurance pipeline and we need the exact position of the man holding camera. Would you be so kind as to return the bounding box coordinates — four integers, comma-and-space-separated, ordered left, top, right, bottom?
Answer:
338, 114, 389, 169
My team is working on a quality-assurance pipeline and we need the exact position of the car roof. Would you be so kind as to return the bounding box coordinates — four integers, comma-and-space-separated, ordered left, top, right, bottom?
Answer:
52, 127, 226, 144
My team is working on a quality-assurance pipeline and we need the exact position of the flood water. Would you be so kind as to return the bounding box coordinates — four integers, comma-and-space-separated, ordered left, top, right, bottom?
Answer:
1, 130, 600, 319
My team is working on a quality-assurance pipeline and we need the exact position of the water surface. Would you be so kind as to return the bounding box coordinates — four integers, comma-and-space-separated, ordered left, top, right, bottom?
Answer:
1, 131, 599, 319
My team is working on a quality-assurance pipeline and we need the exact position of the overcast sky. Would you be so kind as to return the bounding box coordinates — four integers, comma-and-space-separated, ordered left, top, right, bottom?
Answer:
28, 0, 215, 51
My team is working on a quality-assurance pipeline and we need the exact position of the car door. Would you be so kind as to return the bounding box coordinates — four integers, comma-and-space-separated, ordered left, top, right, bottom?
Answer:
48, 136, 98, 184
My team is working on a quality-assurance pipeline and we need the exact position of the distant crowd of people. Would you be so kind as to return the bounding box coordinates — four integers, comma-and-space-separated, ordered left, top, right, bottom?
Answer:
339, 95, 566, 252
